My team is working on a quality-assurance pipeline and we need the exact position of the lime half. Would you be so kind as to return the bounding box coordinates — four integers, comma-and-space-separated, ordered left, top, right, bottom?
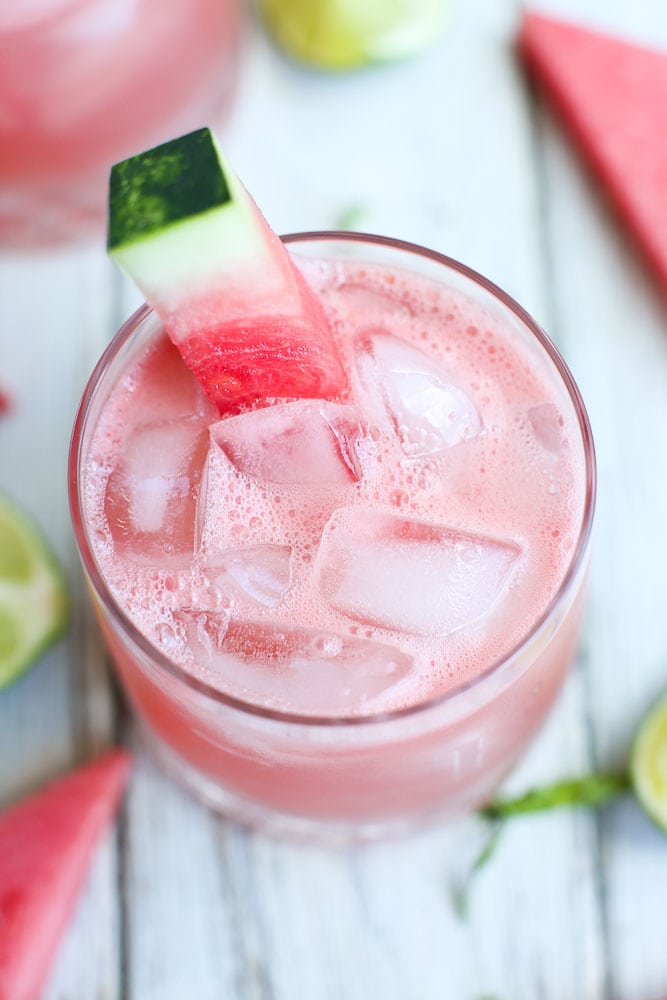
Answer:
631, 694, 667, 832
261, 0, 448, 70
0, 494, 68, 689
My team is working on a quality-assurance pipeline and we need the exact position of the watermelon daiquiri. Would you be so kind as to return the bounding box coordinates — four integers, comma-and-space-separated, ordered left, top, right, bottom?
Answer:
69, 129, 594, 838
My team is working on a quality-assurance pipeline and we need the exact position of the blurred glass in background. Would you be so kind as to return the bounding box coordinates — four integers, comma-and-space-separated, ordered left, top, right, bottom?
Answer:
0, 0, 240, 247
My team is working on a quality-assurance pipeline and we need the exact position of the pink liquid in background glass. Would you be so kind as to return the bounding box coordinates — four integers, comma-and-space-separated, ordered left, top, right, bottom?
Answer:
0, 0, 240, 245
75, 243, 592, 837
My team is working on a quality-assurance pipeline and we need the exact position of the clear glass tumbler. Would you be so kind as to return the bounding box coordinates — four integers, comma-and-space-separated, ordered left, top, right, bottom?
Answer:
0, 0, 240, 246
69, 233, 596, 843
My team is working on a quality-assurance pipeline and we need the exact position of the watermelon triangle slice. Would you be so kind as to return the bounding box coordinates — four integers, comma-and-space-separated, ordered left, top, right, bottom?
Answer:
0, 749, 131, 1000
520, 12, 667, 291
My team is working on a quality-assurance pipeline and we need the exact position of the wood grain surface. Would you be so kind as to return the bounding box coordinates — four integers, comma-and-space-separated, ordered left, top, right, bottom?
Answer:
1, 1, 666, 998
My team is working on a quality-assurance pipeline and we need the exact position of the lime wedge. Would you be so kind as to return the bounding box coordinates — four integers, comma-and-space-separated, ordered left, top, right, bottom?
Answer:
0, 494, 68, 689
261, 0, 448, 70
631, 694, 667, 832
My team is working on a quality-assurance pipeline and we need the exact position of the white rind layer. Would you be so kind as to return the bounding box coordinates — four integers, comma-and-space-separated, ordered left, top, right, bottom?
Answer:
110, 145, 302, 328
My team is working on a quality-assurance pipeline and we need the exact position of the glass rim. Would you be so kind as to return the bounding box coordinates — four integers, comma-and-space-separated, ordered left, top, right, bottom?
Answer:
68, 231, 597, 728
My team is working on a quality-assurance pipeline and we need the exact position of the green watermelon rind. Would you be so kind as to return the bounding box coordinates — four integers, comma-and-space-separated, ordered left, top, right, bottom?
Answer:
108, 128, 233, 248
108, 128, 271, 318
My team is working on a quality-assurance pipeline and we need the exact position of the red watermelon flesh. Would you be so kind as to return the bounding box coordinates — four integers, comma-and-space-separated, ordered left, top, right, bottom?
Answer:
0, 390, 11, 416
172, 263, 346, 416
0, 749, 131, 1000
520, 12, 667, 291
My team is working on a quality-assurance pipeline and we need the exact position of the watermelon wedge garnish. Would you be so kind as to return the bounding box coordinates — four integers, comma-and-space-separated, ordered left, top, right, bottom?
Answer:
0, 749, 131, 1000
108, 128, 346, 415
520, 12, 667, 292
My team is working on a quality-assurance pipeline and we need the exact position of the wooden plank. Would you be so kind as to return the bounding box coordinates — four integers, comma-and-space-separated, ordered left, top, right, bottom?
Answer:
122, 751, 240, 1000
540, 106, 667, 1000
0, 245, 118, 784
225, 0, 548, 319
535, 2, 667, 997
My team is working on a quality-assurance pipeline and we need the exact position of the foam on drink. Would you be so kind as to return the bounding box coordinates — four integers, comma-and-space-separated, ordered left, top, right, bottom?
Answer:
83, 258, 585, 717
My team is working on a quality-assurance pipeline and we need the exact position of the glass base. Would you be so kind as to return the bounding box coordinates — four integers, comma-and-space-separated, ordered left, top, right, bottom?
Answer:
136, 721, 458, 847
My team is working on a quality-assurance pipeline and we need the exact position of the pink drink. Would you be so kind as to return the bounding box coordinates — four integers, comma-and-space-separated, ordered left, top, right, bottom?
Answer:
0, 0, 239, 245
70, 235, 595, 841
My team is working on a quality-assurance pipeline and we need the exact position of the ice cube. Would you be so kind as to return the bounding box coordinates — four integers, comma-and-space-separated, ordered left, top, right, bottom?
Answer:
211, 621, 412, 713
356, 331, 481, 457
315, 507, 520, 637
105, 418, 209, 562
168, 569, 232, 614
528, 403, 564, 455
201, 545, 293, 608
172, 609, 231, 662
211, 400, 363, 484
132, 337, 216, 426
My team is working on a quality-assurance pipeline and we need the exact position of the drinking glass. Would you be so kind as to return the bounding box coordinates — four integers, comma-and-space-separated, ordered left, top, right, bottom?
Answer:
69, 233, 596, 843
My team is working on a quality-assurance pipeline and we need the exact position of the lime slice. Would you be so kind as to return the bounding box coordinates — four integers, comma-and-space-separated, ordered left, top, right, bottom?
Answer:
0, 494, 68, 689
631, 694, 667, 832
261, 0, 448, 70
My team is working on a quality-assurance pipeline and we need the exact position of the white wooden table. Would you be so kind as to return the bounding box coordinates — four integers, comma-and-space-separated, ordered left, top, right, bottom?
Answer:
2, 1, 667, 997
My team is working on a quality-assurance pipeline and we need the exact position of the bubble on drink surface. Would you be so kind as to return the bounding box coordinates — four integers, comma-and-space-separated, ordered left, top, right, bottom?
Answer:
315, 507, 521, 637
104, 418, 209, 563
355, 331, 481, 457
211, 399, 365, 485
201, 544, 293, 608
169, 570, 231, 613
337, 282, 414, 321
156, 622, 179, 650
527, 403, 564, 456
204, 621, 412, 714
